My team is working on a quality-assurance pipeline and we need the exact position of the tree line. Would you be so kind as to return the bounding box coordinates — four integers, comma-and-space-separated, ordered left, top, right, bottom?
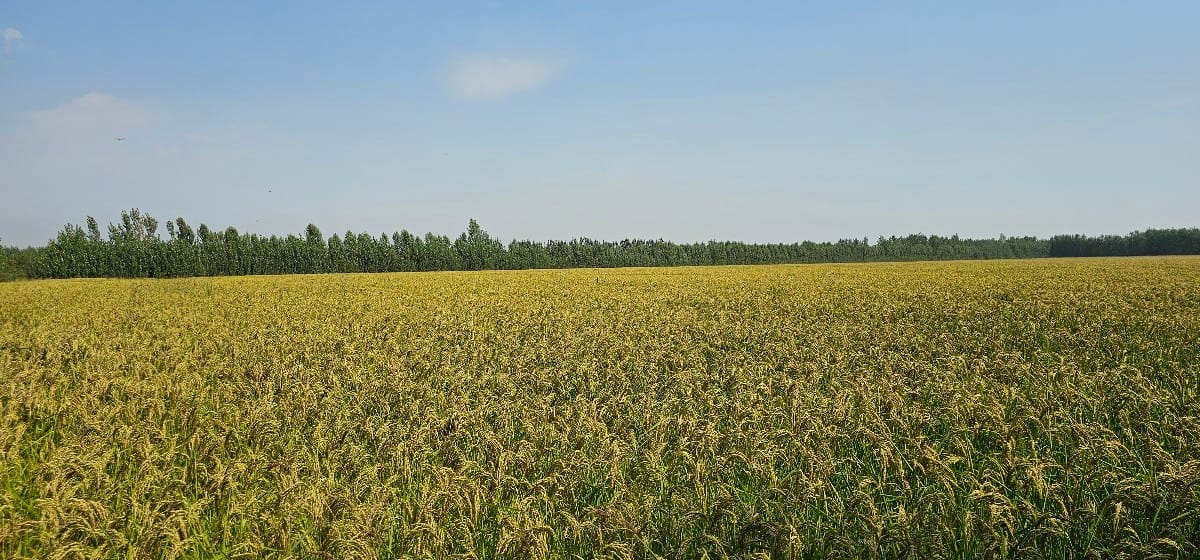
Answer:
0, 209, 1196, 280
1047, 229, 1200, 258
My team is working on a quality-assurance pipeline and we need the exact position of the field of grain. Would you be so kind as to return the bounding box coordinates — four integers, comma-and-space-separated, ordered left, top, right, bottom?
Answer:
2, 258, 1199, 558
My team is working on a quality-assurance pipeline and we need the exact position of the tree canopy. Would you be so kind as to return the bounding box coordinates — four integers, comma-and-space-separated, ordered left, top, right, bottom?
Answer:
2, 208, 1196, 280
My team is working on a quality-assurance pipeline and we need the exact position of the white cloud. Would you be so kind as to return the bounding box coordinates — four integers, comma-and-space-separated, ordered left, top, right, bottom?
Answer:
445, 55, 562, 99
0, 92, 153, 183
3, 27, 22, 53
27, 92, 153, 140
0, 93, 162, 244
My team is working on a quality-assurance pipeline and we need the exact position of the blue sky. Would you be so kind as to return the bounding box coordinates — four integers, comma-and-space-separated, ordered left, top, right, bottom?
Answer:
1, 1, 1197, 247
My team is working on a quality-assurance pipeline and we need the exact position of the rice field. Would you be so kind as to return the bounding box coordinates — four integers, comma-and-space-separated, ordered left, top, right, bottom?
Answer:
2, 257, 1199, 559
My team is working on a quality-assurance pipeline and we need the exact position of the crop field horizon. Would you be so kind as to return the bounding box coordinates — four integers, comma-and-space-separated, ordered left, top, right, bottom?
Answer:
2, 257, 1199, 558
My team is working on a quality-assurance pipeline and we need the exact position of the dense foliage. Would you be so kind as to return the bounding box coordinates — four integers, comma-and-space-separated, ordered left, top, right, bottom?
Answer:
1048, 228, 1200, 257
0, 244, 25, 282
2, 259, 1198, 558
4, 209, 1198, 279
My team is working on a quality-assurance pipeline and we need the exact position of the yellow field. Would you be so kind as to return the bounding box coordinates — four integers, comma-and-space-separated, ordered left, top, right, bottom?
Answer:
2, 258, 1199, 558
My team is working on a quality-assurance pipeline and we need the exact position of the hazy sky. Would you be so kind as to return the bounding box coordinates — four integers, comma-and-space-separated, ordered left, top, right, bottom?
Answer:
1, 1, 1197, 247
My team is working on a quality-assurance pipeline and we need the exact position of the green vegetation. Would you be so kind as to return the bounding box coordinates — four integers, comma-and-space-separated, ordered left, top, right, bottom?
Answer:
5, 208, 1198, 279
0, 243, 25, 282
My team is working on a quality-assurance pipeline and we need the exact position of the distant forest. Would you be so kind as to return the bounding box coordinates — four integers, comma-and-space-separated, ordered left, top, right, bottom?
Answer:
1, 209, 1198, 280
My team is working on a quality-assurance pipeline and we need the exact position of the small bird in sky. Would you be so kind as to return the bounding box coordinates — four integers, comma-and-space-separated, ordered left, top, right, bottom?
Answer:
115, 137, 126, 142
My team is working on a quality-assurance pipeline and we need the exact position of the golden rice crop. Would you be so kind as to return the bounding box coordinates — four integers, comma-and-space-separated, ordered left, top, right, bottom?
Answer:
2, 257, 1199, 559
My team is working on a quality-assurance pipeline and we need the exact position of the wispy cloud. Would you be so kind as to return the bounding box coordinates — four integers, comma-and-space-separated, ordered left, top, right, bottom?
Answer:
3, 27, 22, 53
0, 92, 153, 171
0, 93, 158, 243
28, 92, 153, 141
445, 55, 563, 99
